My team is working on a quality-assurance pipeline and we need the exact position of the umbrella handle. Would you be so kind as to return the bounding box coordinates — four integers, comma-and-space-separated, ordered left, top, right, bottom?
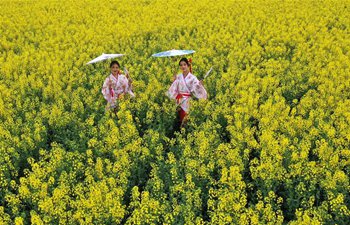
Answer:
124, 67, 132, 80
123, 67, 129, 76
172, 57, 178, 70
171, 57, 178, 81
203, 67, 213, 80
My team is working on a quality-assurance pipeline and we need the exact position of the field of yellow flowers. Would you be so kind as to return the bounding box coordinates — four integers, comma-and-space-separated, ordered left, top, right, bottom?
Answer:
1, 0, 350, 224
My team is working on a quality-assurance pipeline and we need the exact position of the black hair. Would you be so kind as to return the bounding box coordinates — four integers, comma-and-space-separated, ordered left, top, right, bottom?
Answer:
110, 60, 120, 68
179, 57, 190, 66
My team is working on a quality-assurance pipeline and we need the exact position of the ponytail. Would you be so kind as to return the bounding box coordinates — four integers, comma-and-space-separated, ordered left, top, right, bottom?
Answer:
188, 58, 192, 73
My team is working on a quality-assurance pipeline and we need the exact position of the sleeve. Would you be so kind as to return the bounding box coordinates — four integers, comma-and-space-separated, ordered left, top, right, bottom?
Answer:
166, 79, 179, 99
122, 76, 135, 98
101, 77, 111, 101
190, 76, 207, 100
127, 82, 135, 98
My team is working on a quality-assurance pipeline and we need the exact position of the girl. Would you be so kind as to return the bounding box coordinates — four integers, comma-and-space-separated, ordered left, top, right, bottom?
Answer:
102, 60, 135, 113
167, 57, 207, 126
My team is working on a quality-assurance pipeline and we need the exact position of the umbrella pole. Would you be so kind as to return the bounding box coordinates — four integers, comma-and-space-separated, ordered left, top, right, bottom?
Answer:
172, 57, 178, 80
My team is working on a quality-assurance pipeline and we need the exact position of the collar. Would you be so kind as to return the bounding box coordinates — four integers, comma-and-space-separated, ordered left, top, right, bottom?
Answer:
182, 72, 192, 79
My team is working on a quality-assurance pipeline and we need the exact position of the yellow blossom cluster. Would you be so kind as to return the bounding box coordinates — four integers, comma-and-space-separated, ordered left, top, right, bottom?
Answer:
1, 0, 350, 224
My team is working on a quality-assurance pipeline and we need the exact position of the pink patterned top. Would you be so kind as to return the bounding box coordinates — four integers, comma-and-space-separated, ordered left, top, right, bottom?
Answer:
102, 74, 135, 107
167, 72, 207, 113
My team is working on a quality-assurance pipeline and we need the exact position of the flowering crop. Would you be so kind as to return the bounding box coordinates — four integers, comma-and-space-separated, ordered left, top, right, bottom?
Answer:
0, 0, 350, 224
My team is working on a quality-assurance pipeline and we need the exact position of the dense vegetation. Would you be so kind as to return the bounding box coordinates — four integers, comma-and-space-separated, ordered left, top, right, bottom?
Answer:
0, 0, 350, 224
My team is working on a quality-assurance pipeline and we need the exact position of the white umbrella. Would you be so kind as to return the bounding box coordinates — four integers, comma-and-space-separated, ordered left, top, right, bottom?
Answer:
152, 49, 196, 75
152, 49, 195, 57
86, 53, 124, 65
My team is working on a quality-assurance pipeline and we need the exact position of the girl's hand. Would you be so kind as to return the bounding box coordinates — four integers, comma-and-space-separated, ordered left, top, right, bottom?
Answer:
172, 73, 176, 82
108, 80, 113, 88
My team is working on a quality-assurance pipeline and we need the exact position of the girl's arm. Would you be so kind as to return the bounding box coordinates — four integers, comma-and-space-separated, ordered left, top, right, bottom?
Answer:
191, 76, 207, 100
124, 75, 135, 97
102, 77, 112, 100
167, 76, 179, 99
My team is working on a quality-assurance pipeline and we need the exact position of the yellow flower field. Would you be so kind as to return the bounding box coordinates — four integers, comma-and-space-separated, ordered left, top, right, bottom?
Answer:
0, 0, 350, 224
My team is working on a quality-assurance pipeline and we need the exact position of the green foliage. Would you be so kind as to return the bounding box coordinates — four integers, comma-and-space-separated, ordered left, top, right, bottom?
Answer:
0, 0, 350, 224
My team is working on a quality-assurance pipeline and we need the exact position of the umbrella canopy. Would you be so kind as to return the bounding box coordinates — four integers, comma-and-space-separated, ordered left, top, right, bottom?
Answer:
152, 49, 195, 57
86, 53, 124, 65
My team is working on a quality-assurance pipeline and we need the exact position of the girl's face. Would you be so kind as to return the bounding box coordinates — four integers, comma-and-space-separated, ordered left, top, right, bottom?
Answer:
111, 64, 120, 76
179, 61, 189, 73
